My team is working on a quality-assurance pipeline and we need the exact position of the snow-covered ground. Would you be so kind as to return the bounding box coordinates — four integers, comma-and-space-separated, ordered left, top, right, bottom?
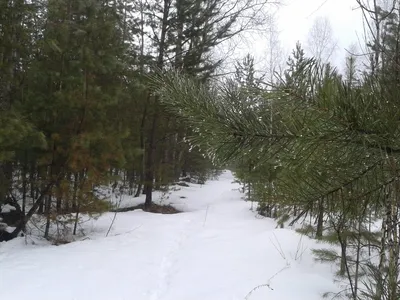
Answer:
0, 171, 338, 300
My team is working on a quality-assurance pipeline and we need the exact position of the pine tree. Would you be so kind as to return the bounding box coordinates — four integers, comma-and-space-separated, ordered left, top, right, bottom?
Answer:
152, 32, 400, 297
0, 0, 45, 211
138, 0, 270, 209
4, 0, 130, 240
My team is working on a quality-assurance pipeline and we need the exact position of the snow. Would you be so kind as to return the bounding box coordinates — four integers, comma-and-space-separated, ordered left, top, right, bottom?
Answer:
1, 204, 17, 213
0, 171, 338, 300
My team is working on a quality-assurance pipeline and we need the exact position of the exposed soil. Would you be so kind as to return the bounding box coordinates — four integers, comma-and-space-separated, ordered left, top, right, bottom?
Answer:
111, 203, 181, 214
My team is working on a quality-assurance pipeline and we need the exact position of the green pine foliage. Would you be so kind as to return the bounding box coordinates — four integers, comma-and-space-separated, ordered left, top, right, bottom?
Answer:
5, 2, 400, 298
151, 6, 400, 296
0, 0, 260, 241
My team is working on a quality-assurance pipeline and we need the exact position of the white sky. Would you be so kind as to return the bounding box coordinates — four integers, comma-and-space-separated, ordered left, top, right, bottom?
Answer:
219, 0, 367, 76
277, 0, 364, 53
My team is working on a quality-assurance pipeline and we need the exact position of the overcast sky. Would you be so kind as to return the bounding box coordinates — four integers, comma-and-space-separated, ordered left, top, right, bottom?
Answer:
249, 0, 365, 73
278, 0, 364, 51
219, 0, 367, 75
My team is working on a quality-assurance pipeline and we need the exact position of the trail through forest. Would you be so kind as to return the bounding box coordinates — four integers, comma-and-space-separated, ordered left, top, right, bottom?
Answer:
0, 172, 337, 300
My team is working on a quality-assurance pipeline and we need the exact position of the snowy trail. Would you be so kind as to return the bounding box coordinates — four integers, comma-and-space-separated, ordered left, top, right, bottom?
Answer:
0, 172, 338, 300
148, 216, 192, 300
148, 177, 237, 300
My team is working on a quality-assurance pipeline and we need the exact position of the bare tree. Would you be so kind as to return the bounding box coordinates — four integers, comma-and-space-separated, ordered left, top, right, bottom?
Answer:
306, 16, 338, 63
211, 1, 282, 79
356, 0, 397, 74
264, 17, 286, 83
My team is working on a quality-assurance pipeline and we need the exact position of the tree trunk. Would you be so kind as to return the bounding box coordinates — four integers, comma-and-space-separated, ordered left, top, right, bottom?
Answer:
143, 0, 170, 210
339, 235, 347, 276
377, 206, 388, 299
29, 161, 36, 199
44, 194, 52, 239
22, 152, 28, 217
144, 102, 157, 210
316, 198, 324, 238
72, 172, 79, 212
73, 203, 80, 235
56, 178, 62, 214
0, 162, 13, 205
10, 182, 55, 239
175, 0, 184, 69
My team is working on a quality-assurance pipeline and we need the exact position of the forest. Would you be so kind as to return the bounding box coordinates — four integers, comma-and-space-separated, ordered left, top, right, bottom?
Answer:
1, 0, 400, 299
0, 0, 261, 240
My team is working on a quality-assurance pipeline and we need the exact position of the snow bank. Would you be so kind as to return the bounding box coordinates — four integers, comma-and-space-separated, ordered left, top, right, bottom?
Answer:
0, 204, 17, 213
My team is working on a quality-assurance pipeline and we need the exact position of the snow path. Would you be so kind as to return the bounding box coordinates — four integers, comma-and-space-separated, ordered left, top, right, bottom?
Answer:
148, 216, 192, 300
0, 171, 338, 300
